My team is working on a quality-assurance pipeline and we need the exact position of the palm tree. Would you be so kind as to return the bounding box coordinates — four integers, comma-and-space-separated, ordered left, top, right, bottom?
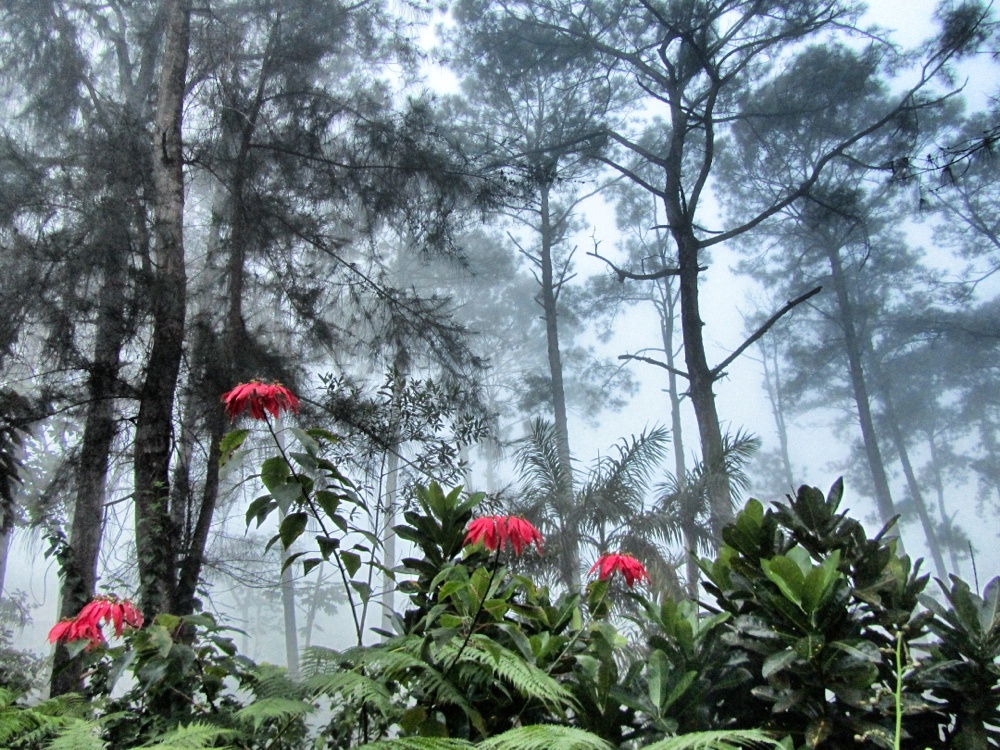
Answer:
511, 419, 673, 594
656, 430, 760, 598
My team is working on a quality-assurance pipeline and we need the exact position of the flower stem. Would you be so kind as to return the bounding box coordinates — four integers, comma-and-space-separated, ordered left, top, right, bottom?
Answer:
265, 418, 364, 644
444, 542, 504, 678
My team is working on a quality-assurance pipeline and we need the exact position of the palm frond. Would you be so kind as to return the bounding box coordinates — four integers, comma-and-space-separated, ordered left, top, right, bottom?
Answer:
478, 724, 614, 750
514, 418, 574, 502
638, 729, 780, 750
578, 426, 670, 526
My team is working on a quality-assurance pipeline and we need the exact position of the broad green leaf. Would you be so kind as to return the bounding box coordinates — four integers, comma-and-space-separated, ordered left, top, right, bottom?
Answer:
281, 551, 308, 573
648, 650, 669, 708
350, 580, 372, 603
762, 648, 797, 679
219, 429, 250, 467
245, 496, 276, 529
761, 555, 806, 607
261, 456, 290, 492
802, 550, 842, 614
340, 550, 362, 578
316, 535, 339, 559
314, 490, 341, 519
279, 512, 309, 549
290, 427, 320, 454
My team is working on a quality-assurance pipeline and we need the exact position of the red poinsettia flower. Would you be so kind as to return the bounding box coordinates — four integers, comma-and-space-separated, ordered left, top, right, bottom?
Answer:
222, 381, 301, 421
589, 553, 650, 587
464, 516, 544, 555
47, 595, 144, 649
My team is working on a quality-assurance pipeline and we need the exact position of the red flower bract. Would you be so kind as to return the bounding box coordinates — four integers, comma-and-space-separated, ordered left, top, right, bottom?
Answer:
464, 516, 543, 555
47, 595, 144, 649
222, 381, 300, 421
589, 553, 650, 587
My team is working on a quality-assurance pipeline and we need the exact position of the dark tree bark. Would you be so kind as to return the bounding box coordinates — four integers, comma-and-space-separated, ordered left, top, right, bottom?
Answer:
51, 233, 130, 695
133, 0, 191, 619
537, 178, 580, 590
825, 243, 897, 528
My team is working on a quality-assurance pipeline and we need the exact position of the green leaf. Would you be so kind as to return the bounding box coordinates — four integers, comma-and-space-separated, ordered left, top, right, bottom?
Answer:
648, 649, 669, 708
761, 553, 806, 607
350, 580, 372, 603
314, 490, 342, 518
302, 558, 323, 576
281, 550, 308, 573
663, 671, 698, 712
762, 648, 797, 679
316, 535, 339, 559
245, 496, 276, 529
802, 550, 842, 614
290, 427, 320, 454
219, 429, 250, 467
235, 696, 314, 730
261, 456, 291, 492
340, 550, 362, 577
638, 729, 781, 750
478, 725, 613, 750
279, 512, 309, 549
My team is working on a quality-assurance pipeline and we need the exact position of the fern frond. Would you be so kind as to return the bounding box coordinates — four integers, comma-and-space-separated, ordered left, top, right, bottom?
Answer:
250, 664, 304, 699
44, 718, 108, 750
349, 640, 485, 732
639, 729, 781, 750
134, 721, 237, 749
305, 670, 393, 714
301, 645, 344, 674
234, 696, 314, 730
478, 724, 614, 750
440, 636, 576, 711
353, 738, 473, 750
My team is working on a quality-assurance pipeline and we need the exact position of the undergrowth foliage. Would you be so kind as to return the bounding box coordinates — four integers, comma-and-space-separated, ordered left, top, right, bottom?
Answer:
6, 474, 1000, 748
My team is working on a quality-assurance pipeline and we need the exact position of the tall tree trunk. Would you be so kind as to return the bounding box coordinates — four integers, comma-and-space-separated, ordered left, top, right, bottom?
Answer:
380, 448, 399, 637
825, 244, 897, 529
654, 277, 698, 597
539, 179, 578, 590
675, 230, 732, 542
759, 335, 797, 491
51, 230, 129, 696
133, 0, 191, 619
926, 430, 962, 573
867, 354, 947, 578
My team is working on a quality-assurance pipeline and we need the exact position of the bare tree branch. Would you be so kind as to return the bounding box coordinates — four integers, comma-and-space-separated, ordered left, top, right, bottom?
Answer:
711, 286, 823, 379
589, 248, 705, 281
618, 353, 689, 380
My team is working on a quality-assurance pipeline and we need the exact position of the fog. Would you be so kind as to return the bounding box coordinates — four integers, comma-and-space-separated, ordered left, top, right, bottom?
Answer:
1, 0, 998, 694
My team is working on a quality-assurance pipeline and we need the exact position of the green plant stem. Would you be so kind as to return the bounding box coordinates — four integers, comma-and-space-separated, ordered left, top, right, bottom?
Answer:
509, 582, 612, 727
443, 542, 504, 678
894, 629, 903, 750
265, 418, 364, 644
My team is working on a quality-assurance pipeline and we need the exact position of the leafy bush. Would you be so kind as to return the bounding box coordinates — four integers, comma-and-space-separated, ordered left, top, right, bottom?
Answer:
10, 473, 1000, 750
